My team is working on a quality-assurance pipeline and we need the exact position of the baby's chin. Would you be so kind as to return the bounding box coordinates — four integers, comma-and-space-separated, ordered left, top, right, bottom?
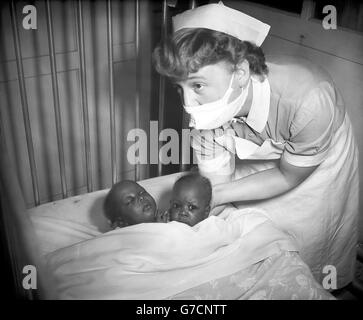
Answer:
171, 215, 192, 226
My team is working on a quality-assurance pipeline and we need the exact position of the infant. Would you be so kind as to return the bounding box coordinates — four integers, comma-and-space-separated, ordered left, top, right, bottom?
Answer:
103, 180, 161, 229
169, 173, 212, 226
103, 173, 212, 229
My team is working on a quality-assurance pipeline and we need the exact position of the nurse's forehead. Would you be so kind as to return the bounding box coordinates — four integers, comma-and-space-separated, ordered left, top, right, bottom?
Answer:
181, 62, 232, 82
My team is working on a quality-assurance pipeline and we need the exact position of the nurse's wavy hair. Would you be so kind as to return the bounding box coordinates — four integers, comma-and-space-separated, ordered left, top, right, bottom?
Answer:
152, 28, 268, 81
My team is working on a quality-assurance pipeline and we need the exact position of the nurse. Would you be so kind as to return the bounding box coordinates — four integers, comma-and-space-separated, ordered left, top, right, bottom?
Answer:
152, 3, 359, 288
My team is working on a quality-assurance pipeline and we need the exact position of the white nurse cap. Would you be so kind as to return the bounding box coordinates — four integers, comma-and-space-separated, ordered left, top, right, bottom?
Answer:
172, 2, 270, 46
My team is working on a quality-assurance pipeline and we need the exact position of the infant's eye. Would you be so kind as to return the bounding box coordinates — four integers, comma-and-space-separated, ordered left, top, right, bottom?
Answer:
188, 204, 196, 211
126, 196, 134, 205
172, 203, 180, 209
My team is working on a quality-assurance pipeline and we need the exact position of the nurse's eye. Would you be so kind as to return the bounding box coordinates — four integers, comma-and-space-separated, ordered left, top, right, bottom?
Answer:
192, 83, 204, 92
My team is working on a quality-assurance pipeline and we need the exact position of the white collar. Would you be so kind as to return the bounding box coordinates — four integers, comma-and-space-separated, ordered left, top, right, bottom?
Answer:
215, 77, 271, 159
240, 76, 270, 133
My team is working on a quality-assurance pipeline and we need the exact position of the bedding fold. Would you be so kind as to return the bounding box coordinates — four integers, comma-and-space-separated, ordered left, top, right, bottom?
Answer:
46, 208, 298, 300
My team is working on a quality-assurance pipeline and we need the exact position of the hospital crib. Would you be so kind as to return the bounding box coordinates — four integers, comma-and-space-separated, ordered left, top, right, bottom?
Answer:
0, 0, 200, 299
0, 0, 362, 299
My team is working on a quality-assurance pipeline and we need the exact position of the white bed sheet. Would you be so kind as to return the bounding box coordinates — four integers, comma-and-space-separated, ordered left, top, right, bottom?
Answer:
27, 172, 334, 300
28, 173, 184, 256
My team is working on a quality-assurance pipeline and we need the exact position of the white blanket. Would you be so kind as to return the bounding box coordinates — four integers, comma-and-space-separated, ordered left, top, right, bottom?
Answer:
46, 208, 297, 300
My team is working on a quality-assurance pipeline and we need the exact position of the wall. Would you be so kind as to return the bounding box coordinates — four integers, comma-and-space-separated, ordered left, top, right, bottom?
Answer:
0, 0, 153, 207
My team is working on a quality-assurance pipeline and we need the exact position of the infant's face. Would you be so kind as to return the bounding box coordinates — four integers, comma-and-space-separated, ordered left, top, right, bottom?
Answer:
169, 182, 210, 226
116, 182, 157, 226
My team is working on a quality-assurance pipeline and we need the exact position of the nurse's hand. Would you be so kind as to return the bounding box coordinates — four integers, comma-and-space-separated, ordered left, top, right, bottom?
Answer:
156, 209, 170, 223
209, 204, 226, 216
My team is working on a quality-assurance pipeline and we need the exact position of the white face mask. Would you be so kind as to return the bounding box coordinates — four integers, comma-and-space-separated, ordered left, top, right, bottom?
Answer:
183, 73, 249, 130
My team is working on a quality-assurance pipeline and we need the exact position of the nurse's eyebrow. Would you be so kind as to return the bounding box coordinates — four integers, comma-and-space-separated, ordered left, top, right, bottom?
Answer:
186, 75, 206, 80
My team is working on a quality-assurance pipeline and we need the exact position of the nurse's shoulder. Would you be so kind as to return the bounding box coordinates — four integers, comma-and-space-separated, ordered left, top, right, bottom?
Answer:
265, 54, 344, 143
266, 54, 334, 99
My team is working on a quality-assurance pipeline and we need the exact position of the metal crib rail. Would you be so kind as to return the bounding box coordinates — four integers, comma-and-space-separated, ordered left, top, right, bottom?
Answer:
157, 0, 169, 177
107, 0, 117, 186
45, 0, 68, 199
9, 0, 40, 206
76, 0, 93, 193
8, 0, 178, 202
135, 0, 141, 181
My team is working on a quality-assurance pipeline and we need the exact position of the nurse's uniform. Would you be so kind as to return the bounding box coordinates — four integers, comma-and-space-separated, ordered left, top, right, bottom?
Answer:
191, 55, 359, 288
175, 2, 359, 288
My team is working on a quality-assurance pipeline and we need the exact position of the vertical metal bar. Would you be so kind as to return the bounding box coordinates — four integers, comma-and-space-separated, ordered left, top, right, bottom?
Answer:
157, 0, 168, 176
76, 0, 93, 192
301, 0, 316, 20
135, 0, 140, 181
180, 0, 197, 172
107, 0, 117, 185
9, 1, 40, 206
45, 0, 67, 198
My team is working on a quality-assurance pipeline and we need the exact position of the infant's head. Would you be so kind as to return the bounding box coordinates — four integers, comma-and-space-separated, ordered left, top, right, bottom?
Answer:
169, 173, 212, 226
103, 180, 157, 229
